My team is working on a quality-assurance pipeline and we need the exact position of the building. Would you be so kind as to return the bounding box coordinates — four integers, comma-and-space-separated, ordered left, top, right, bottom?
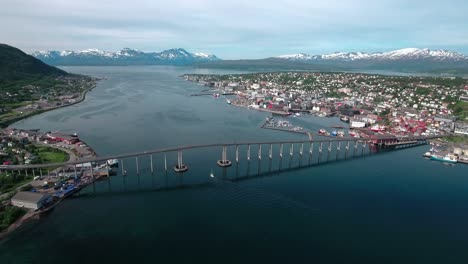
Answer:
46, 132, 80, 144
11, 192, 52, 210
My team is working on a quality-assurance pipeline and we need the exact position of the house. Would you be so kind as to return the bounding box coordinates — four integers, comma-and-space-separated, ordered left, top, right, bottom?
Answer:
11, 192, 52, 210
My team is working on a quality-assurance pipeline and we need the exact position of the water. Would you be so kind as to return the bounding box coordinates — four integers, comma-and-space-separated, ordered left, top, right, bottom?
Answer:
1, 66, 467, 263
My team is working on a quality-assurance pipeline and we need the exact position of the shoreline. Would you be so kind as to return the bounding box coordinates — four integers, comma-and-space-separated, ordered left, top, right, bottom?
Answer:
0, 81, 97, 129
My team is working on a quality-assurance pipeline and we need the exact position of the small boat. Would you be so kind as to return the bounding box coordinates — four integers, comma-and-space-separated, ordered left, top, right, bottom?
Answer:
318, 129, 327, 135
107, 159, 119, 167
295, 113, 300, 117
226, 99, 231, 104
210, 169, 215, 178
337, 130, 345, 137
331, 130, 337, 136
349, 131, 360, 138
430, 154, 458, 163
340, 116, 349, 123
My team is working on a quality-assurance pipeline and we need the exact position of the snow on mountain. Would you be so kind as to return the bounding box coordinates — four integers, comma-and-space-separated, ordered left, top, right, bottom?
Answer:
276, 48, 467, 62
277, 53, 313, 60
31, 47, 220, 65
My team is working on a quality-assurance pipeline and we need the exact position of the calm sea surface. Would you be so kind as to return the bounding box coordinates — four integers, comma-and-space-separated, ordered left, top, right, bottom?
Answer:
1, 66, 468, 264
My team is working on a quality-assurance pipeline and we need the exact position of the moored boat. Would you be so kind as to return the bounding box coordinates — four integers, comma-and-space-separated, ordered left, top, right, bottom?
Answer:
107, 159, 119, 167
430, 154, 458, 163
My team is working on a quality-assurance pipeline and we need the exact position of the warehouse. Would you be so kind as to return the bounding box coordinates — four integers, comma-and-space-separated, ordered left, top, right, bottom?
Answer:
11, 192, 52, 210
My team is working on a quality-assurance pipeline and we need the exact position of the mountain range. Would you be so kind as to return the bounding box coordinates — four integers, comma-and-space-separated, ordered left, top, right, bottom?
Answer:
30, 47, 468, 74
32, 48, 220, 66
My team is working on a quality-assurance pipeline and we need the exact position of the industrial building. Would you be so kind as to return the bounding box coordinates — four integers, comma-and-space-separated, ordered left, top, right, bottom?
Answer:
11, 192, 52, 210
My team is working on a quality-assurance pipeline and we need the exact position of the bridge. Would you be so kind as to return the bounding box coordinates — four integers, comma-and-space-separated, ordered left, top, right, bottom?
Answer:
0, 135, 437, 196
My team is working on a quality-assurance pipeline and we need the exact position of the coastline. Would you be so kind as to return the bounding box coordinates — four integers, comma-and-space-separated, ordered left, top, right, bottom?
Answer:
0, 81, 97, 129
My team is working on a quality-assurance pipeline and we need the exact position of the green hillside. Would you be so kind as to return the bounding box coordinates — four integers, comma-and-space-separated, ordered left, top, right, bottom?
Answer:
0, 43, 67, 84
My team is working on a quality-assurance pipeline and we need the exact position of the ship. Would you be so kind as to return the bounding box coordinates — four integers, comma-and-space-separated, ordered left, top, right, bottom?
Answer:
430, 154, 458, 163
348, 131, 360, 138
106, 159, 119, 167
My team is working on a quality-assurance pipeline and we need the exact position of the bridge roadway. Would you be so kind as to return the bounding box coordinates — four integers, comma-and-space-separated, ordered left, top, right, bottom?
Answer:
0, 135, 439, 171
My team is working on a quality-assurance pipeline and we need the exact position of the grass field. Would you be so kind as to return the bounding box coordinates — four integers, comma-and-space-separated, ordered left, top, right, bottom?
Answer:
36, 146, 69, 163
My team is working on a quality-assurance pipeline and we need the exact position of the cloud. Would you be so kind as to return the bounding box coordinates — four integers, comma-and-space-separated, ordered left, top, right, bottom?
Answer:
1, 0, 467, 58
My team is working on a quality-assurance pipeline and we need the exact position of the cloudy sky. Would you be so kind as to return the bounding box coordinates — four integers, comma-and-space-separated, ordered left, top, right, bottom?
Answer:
1, 0, 467, 59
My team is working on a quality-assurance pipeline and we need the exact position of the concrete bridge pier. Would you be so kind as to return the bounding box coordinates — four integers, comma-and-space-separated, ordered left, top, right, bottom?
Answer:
150, 154, 154, 174
235, 145, 239, 163
345, 141, 350, 159
326, 141, 332, 162
299, 143, 304, 166
269, 144, 273, 160
121, 159, 126, 175
354, 141, 358, 157
258, 144, 262, 161
136, 156, 140, 175
174, 150, 188, 172
308, 142, 314, 165
289, 144, 294, 168
318, 142, 323, 163
336, 142, 341, 160
217, 145, 232, 167
279, 143, 283, 159
247, 144, 251, 161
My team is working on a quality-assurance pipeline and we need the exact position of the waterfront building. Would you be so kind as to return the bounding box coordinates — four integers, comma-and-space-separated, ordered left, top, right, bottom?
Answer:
11, 192, 52, 210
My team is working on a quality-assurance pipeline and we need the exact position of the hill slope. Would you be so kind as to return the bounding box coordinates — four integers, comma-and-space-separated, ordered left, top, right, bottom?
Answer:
0, 43, 67, 84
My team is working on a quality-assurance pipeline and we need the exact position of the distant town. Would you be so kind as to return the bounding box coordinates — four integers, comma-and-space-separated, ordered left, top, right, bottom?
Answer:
0, 75, 98, 127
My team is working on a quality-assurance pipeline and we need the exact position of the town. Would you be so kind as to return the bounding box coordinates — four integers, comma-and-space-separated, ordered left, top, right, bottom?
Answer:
0, 75, 98, 127
0, 128, 114, 236
183, 71, 468, 162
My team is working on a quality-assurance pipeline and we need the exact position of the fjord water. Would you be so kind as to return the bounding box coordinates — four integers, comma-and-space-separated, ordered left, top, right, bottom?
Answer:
1, 66, 468, 263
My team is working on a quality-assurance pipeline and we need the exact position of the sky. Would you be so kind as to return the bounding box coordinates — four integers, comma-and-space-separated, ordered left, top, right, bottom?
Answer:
1, 0, 467, 59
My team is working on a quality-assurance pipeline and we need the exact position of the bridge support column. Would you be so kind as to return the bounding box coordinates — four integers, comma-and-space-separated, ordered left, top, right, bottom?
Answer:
136, 156, 140, 175
336, 142, 341, 160
318, 142, 323, 163
150, 154, 154, 174
290, 144, 294, 158
300, 143, 304, 157
326, 141, 331, 162
354, 141, 358, 157
258, 144, 262, 160
269, 144, 273, 160
174, 150, 188, 172
217, 145, 232, 167
247, 144, 251, 161
25, 169, 28, 177
345, 141, 350, 159
361, 142, 365, 156
235, 145, 239, 163
308, 142, 314, 165
121, 159, 126, 175
279, 143, 283, 159
40, 168, 43, 178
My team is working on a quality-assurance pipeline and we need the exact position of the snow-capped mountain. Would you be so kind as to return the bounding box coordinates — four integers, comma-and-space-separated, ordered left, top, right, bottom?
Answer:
31, 48, 220, 66
276, 48, 467, 62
